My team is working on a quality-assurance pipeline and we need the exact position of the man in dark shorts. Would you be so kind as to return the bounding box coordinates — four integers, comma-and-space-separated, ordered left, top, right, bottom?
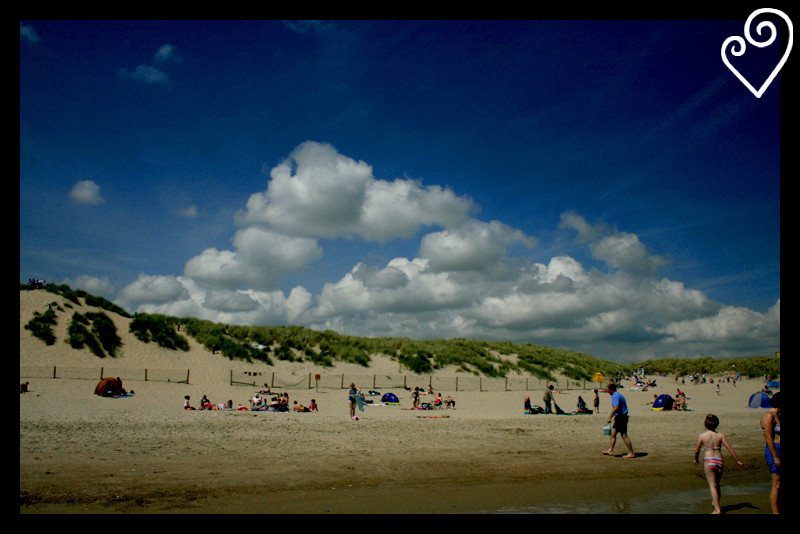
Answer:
603, 383, 635, 458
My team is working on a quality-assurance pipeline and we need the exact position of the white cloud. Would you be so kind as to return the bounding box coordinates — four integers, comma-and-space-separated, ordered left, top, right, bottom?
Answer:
63, 275, 114, 296
359, 178, 476, 241
664, 300, 780, 343
183, 226, 323, 290
560, 210, 668, 276
118, 273, 189, 304
69, 180, 105, 205
420, 220, 536, 272
590, 232, 668, 276
107, 142, 778, 362
238, 141, 475, 241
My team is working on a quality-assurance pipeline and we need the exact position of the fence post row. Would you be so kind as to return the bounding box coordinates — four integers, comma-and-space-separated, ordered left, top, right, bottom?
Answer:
25, 366, 189, 383
226, 372, 600, 392
25, 367, 601, 392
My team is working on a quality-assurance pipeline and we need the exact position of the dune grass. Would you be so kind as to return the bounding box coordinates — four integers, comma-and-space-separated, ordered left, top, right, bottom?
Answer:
21, 283, 780, 379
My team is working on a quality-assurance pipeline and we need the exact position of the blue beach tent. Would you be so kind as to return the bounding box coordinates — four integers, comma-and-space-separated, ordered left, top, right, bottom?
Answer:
381, 392, 400, 405
748, 391, 772, 409
652, 394, 674, 411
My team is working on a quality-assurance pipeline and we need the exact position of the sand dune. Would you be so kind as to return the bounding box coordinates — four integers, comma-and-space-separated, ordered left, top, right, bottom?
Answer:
20, 289, 775, 514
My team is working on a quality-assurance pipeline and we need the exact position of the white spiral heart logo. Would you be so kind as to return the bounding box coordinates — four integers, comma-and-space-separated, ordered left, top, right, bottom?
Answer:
721, 8, 793, 98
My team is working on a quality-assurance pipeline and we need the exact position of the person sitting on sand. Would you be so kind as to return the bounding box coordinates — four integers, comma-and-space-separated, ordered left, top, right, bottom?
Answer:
184, 395, 196, 410
444, 394, 455, 408
20, 382, 30, 394
434, 393, 443, 408
269, 397, 288, 412
292, 400, 310, 412
309, 399, 318, 412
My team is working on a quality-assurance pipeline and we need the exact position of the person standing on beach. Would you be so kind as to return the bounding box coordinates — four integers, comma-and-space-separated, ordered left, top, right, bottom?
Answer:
694, 414, 744, 514
761, 391, 780, 514
543, 385, 554, 414
411, 387, 420, 409
593, 389, 600, 414
602, 383, 635, 458
348, 383, 359, 420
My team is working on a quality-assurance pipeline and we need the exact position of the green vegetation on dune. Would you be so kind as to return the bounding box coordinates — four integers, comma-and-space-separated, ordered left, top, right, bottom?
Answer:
20, 283, 780, 379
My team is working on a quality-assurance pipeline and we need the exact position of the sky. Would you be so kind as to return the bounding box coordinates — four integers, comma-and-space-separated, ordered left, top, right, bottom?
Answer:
20, 18, 783, 363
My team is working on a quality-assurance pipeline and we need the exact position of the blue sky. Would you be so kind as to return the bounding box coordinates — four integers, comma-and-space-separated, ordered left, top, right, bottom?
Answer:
20, 19, 782, 363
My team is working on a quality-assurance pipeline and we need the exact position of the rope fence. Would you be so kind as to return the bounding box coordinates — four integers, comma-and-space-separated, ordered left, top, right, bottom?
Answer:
232, 370, 604, 393
19, 366, 603, 392
19, 366, 190, 384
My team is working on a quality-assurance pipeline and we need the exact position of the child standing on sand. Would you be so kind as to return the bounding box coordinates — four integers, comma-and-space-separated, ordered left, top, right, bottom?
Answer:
694, 414, 743, 514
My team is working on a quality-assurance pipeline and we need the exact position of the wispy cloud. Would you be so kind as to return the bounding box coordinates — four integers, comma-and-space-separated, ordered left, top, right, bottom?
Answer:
20, 23, 40, 44
118, 44, 179, 86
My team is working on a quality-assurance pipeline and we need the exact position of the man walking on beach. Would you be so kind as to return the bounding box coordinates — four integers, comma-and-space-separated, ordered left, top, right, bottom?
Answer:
603, 383, 635, 458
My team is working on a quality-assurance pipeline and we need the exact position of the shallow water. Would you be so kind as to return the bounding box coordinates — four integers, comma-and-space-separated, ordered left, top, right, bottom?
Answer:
490, 482, 771, 514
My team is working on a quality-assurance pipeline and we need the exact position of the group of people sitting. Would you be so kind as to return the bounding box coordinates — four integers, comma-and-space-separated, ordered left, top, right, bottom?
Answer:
184, 392, 318, 412
184, 395, 233, 410
250, 392, 318, 412
183, 392, 319, 412
409, 386, 456, 409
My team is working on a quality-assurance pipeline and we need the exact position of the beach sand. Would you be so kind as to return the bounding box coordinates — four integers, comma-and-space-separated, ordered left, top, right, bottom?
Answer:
19, 290, 777, 514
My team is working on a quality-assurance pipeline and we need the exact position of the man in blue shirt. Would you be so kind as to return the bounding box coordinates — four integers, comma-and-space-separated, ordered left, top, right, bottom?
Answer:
603, 383, 635, 458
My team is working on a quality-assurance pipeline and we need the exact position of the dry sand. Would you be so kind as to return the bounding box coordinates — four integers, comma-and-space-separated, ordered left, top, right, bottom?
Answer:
19, 289, 777, 514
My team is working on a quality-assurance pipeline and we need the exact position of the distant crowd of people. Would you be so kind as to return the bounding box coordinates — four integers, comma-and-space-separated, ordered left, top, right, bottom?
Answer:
183, 391, 318, 413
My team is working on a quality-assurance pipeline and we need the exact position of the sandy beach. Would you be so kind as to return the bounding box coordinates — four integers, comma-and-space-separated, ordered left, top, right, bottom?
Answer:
20, 289, 777, 514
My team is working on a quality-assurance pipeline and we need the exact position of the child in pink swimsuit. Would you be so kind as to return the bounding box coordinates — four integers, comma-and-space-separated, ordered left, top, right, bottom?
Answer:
694, 414, 744, 514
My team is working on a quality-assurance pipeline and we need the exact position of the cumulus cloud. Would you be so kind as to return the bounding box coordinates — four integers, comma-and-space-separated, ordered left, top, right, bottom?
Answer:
183, 227, 322, 290
110, 141, 778, 362
63, 275, 114, 296
119, 273, 190, 304
238, 141, 475, 241
560, 210, 668, 276
420, 220, 536, 272
69, 180, 105, 205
